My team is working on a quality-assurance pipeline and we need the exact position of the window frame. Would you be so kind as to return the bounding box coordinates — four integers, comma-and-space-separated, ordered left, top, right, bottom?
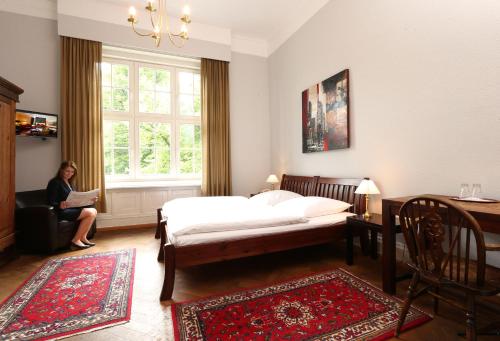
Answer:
102, 56, 201, 183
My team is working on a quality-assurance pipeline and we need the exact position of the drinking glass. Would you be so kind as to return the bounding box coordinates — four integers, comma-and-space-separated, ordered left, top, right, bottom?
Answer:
471, 184, 482, 199
459, 184, 470, 199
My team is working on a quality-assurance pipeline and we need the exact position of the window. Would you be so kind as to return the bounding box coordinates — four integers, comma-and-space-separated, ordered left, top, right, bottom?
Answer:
102, 55, 201, 182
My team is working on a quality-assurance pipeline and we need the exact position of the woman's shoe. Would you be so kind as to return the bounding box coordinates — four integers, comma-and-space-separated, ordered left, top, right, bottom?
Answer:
70, 242, 90, 250
82, 241, 96, 247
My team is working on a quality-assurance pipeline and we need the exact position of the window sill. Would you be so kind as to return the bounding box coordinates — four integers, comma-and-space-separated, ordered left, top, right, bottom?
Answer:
106, 180, 201, 190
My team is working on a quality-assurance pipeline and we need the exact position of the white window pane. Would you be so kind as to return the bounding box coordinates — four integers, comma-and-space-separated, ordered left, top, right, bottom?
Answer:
139, 67, 155, 91
156, 148, 170, 174
139, 122, 155, 147
194, 73, 200, 94
155, 92, 171, 114
103, 120, 113, 148
179, 94, 194, 115
179, 71, 193, 94
180, 150, 193, 174
112, 88, 129, 111
140, 148, 155, 174
104, 149, 112, 175
139, 90, 154, 113
180, 124, 194, 148
102, 87, 112, 111
102, 62, 112, 86
114, 149, 130, 175
139, 122, 171, 175
180, 124, 201, 175
193, 95, 201, 116
112, 64, 129, 88
194, 150, 202, 174
103, 120, 130, 176
156, 69, 171, 92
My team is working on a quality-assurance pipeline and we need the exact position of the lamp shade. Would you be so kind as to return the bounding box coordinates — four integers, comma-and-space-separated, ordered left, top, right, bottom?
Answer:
266, 174, 280, 184
355, 179, 380, 195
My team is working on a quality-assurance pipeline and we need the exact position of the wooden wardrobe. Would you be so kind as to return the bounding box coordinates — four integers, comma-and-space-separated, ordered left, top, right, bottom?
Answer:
0, 77, 23, 264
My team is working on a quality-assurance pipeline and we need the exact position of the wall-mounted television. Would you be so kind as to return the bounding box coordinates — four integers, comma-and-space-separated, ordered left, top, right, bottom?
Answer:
15, 109, 58, 138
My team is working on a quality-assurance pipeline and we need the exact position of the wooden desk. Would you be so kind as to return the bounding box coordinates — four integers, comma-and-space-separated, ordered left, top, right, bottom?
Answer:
382, 194, 500, 294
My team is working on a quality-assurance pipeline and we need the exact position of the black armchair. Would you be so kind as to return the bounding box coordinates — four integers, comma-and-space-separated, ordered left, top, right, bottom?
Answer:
15, 189, 96, 253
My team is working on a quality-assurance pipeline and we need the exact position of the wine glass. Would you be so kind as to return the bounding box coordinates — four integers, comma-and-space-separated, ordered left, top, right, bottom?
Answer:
459, 184, 470, 199
471, 184, 482, 199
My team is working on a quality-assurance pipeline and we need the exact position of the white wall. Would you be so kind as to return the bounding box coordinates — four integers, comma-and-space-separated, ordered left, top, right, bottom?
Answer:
268, 0, 500, 265
0, 12, 61, 191
268, 0, 500, 213
230, 52, 271, 195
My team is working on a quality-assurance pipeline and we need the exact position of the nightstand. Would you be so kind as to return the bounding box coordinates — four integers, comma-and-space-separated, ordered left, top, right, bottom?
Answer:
345, 214, 383, 265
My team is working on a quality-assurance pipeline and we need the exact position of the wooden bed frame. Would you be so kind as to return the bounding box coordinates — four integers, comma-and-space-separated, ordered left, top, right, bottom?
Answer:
156, 174, 365, 300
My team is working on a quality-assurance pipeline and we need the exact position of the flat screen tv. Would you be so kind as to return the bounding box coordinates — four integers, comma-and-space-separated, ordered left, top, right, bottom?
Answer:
15, 109, 58, 138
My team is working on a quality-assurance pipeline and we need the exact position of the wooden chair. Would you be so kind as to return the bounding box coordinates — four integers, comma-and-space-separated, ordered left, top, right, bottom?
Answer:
395, 195, 500, 340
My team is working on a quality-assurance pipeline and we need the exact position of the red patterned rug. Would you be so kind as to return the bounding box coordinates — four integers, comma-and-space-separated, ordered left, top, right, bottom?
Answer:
171, 268, 431, 340
0, 249, 135, 341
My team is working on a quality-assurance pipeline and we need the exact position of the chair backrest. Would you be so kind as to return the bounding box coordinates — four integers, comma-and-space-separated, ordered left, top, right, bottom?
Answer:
15, 189, 48, 209
399, 195, 486, 288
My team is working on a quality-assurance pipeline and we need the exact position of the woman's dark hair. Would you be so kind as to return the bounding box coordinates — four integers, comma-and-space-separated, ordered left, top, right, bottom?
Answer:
56, 160, 78, 185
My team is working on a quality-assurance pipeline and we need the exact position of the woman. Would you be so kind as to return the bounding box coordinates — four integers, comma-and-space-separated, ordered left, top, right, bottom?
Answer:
46, 161, 97, 250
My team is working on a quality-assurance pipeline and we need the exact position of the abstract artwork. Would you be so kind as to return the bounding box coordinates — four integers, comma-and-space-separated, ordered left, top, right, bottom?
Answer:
302, 69, 349, 153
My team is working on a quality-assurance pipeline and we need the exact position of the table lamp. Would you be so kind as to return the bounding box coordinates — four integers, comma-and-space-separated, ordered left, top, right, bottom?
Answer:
354, 178, 380, 219
266, 174, 280, 190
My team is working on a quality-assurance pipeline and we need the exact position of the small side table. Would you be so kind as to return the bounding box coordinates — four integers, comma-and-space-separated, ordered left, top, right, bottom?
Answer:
345, 214, 383, 265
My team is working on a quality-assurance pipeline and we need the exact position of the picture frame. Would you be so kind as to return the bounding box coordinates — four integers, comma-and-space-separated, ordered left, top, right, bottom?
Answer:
302, 69, 349, 153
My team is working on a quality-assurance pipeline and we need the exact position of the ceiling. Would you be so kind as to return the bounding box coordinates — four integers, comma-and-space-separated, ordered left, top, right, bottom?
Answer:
0, 0, 330, 56
110, 0, 329, 39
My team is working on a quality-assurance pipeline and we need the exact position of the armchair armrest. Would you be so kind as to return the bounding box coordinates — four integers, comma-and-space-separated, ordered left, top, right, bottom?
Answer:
485, 243, 500, 251
16, 205, 59, 252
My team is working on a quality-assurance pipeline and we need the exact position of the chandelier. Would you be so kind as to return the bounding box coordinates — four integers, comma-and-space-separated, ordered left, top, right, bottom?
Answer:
127, 1, 191, 48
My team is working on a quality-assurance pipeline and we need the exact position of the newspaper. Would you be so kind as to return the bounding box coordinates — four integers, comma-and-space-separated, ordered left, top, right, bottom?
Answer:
66, 189, 100, 208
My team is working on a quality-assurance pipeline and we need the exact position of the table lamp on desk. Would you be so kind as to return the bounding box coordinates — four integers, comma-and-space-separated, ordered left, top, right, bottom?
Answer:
355, 178, 380, 219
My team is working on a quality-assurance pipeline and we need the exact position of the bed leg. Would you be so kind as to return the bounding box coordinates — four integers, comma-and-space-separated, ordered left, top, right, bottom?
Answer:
155, 208, 162, 239
160, 243, 176, 301
157, 220, 166, 262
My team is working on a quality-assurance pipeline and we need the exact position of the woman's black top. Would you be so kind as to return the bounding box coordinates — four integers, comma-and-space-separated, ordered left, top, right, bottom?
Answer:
46, 177, 83, 221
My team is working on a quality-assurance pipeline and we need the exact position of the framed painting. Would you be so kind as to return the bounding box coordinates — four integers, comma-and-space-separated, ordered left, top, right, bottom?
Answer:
302, 69, 349, 153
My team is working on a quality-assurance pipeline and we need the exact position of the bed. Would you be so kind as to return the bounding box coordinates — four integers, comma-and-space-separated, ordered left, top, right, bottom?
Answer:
156, 174, 365, 300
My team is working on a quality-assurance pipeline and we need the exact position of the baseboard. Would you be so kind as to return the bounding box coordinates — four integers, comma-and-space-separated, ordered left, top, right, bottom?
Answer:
98, 223, 156, 232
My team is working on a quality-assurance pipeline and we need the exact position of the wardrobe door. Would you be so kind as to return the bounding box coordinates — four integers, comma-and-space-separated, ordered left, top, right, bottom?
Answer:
0, 95, 15, 252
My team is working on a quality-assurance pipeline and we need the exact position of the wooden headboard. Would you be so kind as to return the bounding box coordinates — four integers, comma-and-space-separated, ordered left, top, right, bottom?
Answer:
280, 174, 365, 215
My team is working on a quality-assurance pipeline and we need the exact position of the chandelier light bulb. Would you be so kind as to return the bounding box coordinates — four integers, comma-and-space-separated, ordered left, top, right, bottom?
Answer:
182, 5, 191, 16
181, 23, 188, 34
154, 25, 160, 34
128, 6, 136, 17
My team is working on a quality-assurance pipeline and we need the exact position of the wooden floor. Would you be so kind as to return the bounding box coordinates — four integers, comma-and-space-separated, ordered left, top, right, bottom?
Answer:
1, 228, 499, 340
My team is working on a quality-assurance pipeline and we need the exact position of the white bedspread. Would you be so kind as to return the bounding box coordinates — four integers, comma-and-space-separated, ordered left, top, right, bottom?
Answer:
169, 212, 354, 246
167, 203, 307, 237
162, 196, 250, 216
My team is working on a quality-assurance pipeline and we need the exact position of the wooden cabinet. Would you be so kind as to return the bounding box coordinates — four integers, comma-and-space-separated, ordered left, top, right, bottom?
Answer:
0, 77, 23, 263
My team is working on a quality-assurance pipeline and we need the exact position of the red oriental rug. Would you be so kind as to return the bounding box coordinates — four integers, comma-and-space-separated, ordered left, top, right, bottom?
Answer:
0, 249, 135, 341
171, 268, 431, 341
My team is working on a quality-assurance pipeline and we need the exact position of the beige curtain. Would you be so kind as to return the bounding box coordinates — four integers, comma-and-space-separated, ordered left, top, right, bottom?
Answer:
201, 58, 232, 196
61, 36, 106, 212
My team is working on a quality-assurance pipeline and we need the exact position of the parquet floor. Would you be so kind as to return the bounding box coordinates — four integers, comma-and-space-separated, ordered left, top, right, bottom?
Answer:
1, 228, 499, 340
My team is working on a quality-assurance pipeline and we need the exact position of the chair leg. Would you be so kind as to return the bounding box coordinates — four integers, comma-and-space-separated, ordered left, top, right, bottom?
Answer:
395, 272, 420, 337
465, 295, 476, 341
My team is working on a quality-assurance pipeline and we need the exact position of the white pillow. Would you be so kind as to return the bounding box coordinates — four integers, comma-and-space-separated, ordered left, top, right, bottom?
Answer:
249, 190, 303, 206
275, 196, 351, 218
